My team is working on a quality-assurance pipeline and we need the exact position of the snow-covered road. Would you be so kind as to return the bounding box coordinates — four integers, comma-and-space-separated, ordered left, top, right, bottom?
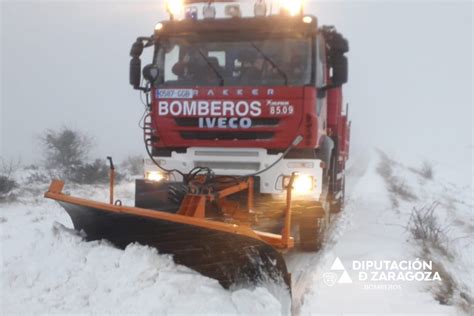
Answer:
2, 147, 472, 315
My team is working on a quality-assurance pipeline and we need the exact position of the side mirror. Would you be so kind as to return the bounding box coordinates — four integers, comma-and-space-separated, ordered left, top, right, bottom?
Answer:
332, 55, 348, 86
143, 64, 160, 85
129, 40, 144, 90
130, 57, 141, 89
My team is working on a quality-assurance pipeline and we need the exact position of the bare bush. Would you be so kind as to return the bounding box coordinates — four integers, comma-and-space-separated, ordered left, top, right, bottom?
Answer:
424, 256, 473, 313
419, 161, 434, 180
408, 202, 451, 258
407, 203, 463, 309
0, 158, 19, 202
0, 176, 17, 201
68, 159, 110, 185
121, 155, 143, 175
406, 203, 474, 312
26, 171, 50, 184
377, 151, 417, 206
388, 179, 418, 203
39, 127, 91, 170
376, 154, 393, 181
409, 160, 435, 180
38, 127, 122, 184
431, 261, 455, 306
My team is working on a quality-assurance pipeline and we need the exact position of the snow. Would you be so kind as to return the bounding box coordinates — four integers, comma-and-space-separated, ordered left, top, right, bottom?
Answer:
1, 146, 472, 314
1, 181, 283, 315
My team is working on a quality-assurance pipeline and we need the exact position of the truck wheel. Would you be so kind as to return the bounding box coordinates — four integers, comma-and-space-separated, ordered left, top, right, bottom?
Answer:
330, 174, 345, 213
298, 213, 328, 251
328, 150, 346, 214
298, 208, 329, 251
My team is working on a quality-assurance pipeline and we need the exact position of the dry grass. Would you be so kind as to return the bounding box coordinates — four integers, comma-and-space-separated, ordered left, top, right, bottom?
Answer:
408, 203, 473, 313
409, 160, 434, 180
0, 159, 20, 203
38, 127, 122, 185
121, 155, 143, 176
408, 202, 453, 259
376, 150, 418, 208
419, 161, 434, 180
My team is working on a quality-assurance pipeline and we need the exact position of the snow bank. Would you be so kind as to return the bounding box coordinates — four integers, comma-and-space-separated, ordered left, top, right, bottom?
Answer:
298, 148, 471, 315
1, 180, 283, 315
2, 146, 471, 314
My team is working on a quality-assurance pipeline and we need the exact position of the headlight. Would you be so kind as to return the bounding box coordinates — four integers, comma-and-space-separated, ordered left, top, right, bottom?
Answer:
145, 171, 167, 182
283, 174, 314, 193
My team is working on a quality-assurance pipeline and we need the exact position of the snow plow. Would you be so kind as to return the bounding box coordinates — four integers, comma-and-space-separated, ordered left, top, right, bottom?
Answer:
45, 0, 350, 293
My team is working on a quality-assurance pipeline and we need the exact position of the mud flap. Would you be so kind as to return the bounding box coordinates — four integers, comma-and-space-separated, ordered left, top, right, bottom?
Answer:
56, 200, 291, 291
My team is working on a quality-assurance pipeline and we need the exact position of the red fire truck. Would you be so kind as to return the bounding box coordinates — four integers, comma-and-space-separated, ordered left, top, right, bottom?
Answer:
46, 0, 350, 291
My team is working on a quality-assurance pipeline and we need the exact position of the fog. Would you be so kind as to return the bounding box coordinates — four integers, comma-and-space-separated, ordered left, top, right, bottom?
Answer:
1, 0, 472, 165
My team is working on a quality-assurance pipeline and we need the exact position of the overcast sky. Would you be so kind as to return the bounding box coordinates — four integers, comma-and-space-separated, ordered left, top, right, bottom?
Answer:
1, 0, 472, 166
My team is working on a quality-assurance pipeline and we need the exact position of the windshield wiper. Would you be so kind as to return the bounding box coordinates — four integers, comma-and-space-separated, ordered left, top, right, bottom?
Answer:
250, 43, 288, 85
195, 48, 224, 86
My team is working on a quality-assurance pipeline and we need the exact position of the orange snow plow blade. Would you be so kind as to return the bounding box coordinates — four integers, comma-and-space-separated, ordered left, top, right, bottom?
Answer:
45, 179, 292, 290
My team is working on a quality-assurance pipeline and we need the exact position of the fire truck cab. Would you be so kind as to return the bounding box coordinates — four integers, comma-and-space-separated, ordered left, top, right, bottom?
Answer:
130, 1, 350, 249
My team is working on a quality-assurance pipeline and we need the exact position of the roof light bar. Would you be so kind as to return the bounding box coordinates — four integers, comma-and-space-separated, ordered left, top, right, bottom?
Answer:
166, 0, 184, 20
279, 0, 304, 16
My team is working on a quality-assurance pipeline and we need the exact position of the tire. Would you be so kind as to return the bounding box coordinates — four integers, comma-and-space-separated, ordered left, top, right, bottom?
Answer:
295, 173, 330, 252
331, 172, 345, 213
328, 148, 346, 214
298, 213, 327, 251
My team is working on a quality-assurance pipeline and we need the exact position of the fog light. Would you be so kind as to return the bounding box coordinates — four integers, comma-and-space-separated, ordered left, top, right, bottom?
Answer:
145, 171, 167, 182
283, 174, 314, 193
294, 175, 313, 192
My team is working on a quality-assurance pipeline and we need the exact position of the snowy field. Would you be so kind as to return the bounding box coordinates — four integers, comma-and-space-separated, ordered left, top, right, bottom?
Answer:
1, 146, 472, 315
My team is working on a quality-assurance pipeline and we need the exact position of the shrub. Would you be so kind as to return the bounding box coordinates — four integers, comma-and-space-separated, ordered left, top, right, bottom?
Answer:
121, 155, 143, 175
376, 151, 417, 207
68, 159, 110, 185
26, 171, 50, 184
0, 158, 19, 202
0, 176, 16, 195
39, 127, 91, 170
419, 161, 434, 180
408, 203, 474, 313
39, 127, 124, 185
408, 202, 450, 257
388, 179, 418, 203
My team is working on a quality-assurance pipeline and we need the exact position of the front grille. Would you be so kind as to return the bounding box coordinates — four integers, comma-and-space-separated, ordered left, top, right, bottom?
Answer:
194, 150, 259, 157
174, 118, 279, 127
180, 132, 274, 140
194, 161, 260, 171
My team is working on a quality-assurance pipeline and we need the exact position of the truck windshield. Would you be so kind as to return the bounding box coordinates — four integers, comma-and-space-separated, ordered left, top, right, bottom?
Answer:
155, 35, 312, 87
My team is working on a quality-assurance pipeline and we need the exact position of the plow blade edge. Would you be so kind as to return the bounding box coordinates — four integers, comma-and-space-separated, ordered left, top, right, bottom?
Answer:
45, 181, 291, 291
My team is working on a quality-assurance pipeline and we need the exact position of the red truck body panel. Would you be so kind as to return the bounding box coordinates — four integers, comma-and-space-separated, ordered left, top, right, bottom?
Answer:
150, 86, 319, 150
326, 87, 350, 161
